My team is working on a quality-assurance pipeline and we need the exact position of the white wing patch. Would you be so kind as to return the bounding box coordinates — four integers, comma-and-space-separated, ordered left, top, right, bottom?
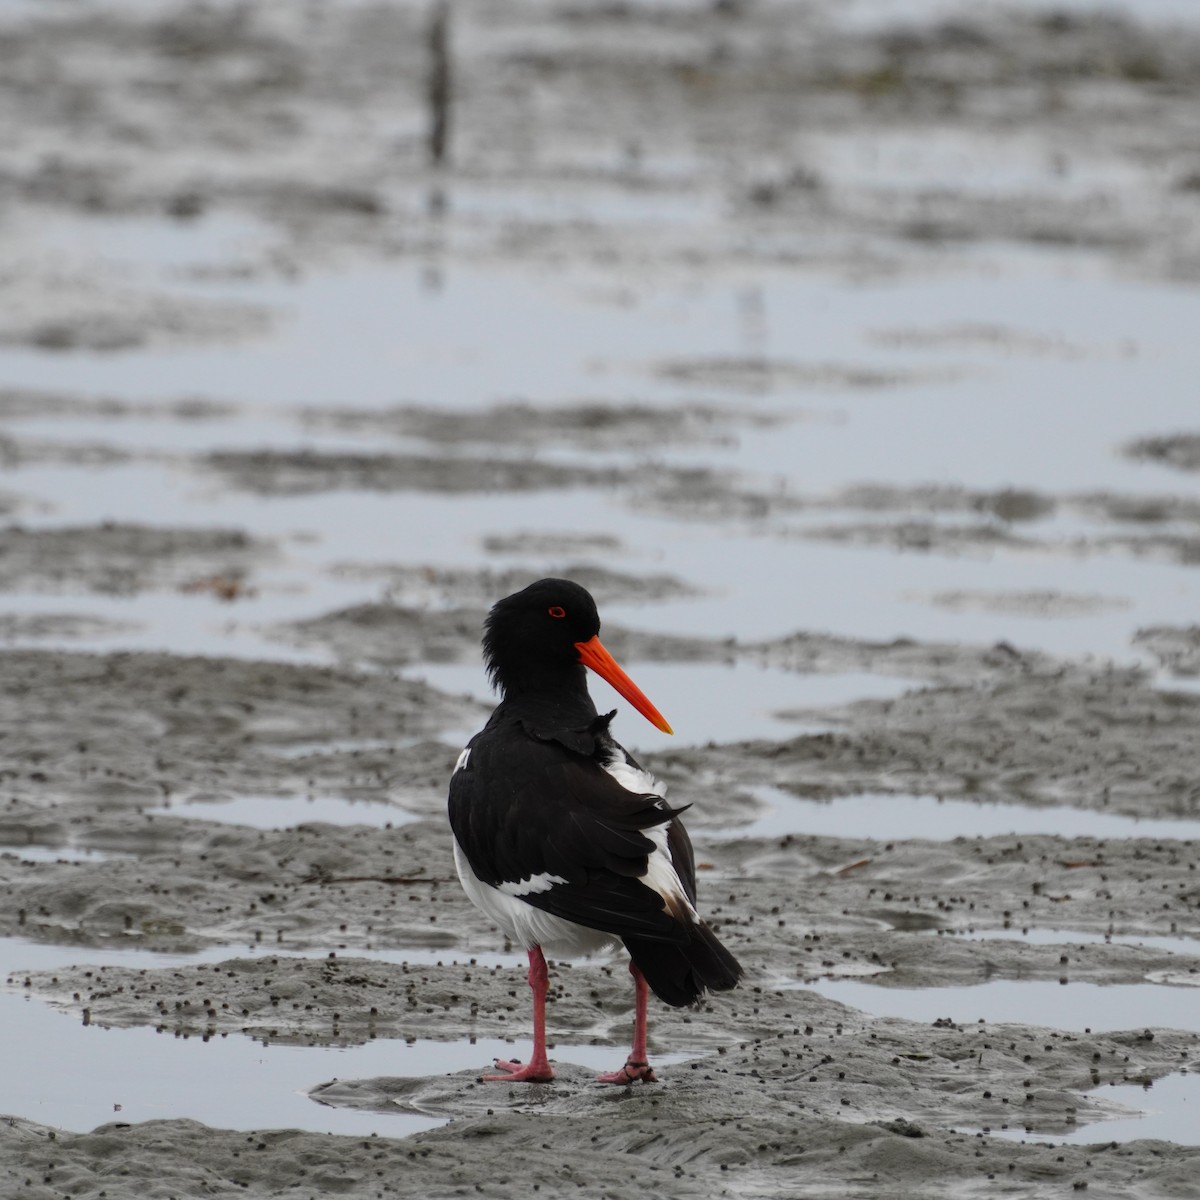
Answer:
643, 823, 699, 924
498, 871, 568, 897
452, 837, 616, 956
600, 748, 666, 798
453, 747, 471, 774
601, 747, 697, 925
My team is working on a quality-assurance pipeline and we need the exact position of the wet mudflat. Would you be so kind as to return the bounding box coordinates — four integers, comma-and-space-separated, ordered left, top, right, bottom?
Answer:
2, 0, 1200, 1196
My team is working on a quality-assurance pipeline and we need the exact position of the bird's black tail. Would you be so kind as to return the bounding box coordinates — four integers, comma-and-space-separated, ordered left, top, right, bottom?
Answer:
624, 922, 743, 1008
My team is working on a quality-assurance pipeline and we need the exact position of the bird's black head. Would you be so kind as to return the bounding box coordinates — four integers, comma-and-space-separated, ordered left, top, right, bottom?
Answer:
482, 578, 601, 695
481, 577, 673, 733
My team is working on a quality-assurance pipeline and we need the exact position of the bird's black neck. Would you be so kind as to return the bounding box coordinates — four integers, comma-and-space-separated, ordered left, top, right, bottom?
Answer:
492, 661, 598, 731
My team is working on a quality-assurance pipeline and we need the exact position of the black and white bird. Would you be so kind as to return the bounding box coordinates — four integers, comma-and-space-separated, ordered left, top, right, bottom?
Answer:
448, 578, 742, 1083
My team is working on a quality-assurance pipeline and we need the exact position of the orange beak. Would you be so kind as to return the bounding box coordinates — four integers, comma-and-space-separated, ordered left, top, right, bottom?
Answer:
574, 635, 673, 735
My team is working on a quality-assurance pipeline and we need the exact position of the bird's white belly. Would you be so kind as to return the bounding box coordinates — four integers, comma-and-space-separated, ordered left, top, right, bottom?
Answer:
452, 837, 618, 957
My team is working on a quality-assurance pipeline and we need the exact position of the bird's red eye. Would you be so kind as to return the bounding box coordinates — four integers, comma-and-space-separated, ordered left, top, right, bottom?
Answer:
548, 606, 566, 619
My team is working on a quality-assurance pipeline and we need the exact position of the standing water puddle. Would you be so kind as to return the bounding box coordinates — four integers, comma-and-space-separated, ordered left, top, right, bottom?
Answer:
986, 1071, 1200, 1146
0, 986, 438, 1137
148, 794, 422, 831
936, 928, 1200, 958
0, 845, 121, 864
798, 978, 1200, 1034
0, 988, 680, 1137
712, 787, 1200, 842
0, 938, 683, 1136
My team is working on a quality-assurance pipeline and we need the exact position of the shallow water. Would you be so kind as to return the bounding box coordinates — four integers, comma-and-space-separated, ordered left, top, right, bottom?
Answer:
0, 936, 668, 1136
147, 793, 422, 831
838, 0, 1200, 31
989, 1071, 1200, 1146
938, 928, 1200, 958
0, 986, 677, 1137
4, 241, 1200, 683
715, 787, 1200, 843
802, 977, 1200, 1034
0, 988, 442, 1137
0, 845, 120, 864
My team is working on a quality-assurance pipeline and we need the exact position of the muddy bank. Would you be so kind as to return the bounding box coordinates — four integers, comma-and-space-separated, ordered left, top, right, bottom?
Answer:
3, 637, 1197, 948
0, 279, 272, 354
0, 649, 479, 814
204, 449, 633, 498
2, 637, 1197, 1200
0, 633, 1197, 1199
672, 664, 1200, 818
1134, 625, 1200, 675
0, 524, 271, 596
300, 400, 780, 452
638, 475, 1200, 566
4, 1097, 1195, 1200
5, 792, 1198, 979
1127, 433, 1200, 473
11, 919, 1200, 1048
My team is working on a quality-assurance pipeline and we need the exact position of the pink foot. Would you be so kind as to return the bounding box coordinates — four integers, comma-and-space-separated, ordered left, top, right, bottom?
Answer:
597, 1059, 658, 1085
481, 1058, 555, 1083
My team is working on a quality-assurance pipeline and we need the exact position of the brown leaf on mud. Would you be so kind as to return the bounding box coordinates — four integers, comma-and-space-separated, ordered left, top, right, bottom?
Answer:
833, 858, 872, 876
179, 573, 255, 602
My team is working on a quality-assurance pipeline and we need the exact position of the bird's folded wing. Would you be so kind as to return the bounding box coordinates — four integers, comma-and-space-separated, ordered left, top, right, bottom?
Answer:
448, 735, 690, 941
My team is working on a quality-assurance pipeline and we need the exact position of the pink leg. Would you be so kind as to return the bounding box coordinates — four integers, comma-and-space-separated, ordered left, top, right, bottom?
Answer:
482, 946, 555, 1083
597, 961, 658, 1084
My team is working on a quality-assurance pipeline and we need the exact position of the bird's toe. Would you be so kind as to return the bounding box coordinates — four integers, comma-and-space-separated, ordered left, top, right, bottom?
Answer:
481, 1058, 556, 1083
596, 1059, 658, 1085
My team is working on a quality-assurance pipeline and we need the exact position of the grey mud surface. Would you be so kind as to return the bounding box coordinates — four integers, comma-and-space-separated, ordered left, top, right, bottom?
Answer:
3, 2, 1200, 1198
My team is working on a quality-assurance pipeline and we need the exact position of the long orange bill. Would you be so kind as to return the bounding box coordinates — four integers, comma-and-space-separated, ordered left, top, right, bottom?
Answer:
574, 635, 673, 735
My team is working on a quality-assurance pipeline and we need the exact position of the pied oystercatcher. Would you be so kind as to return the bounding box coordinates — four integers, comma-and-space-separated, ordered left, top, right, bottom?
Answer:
448, 578, 742, 1083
